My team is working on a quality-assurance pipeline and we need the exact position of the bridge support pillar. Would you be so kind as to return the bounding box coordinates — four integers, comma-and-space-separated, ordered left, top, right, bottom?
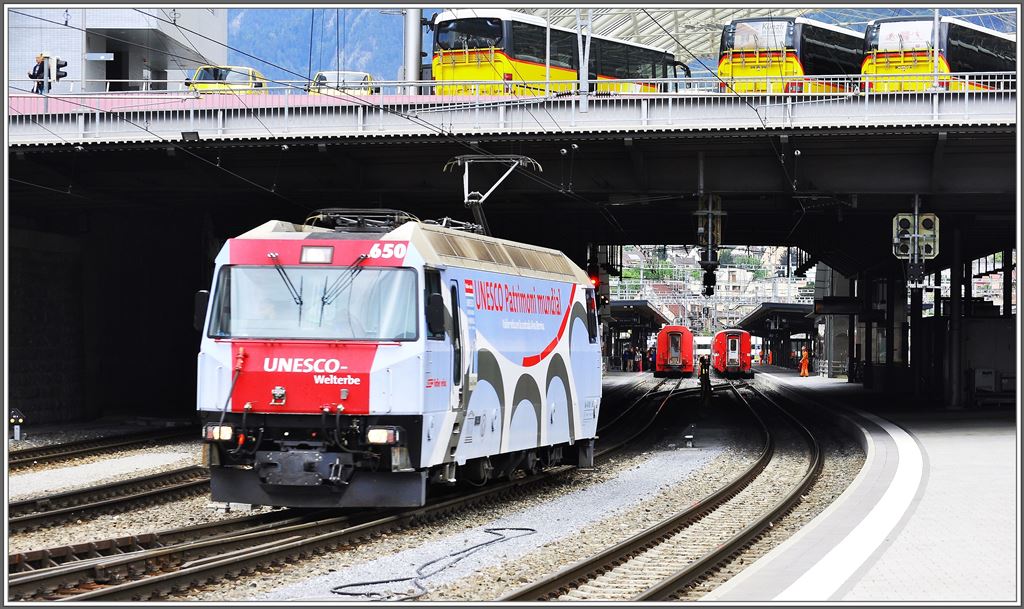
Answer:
1003, 248, 1014, 317
948, 227, 963, 409
910, 286, 923, 398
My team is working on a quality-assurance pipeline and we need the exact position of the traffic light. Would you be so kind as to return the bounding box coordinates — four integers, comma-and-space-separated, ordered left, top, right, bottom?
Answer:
54, 57, 68, 81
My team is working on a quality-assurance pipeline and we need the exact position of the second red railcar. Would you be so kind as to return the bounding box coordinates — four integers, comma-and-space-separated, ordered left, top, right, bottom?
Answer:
711, 329, 753, 378
655, 325, 694, 377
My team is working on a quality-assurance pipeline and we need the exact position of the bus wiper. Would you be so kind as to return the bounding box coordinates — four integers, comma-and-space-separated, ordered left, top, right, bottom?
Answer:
322, 254, 368, 307
267, 252, 303, 306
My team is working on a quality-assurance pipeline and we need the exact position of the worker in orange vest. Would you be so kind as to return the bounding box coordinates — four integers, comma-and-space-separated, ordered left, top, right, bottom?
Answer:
800, 347, 810, 377
766, 349, 773, 365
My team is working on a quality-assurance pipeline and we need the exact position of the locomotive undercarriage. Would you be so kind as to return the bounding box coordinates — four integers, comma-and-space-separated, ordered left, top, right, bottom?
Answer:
201, 411, 595, 507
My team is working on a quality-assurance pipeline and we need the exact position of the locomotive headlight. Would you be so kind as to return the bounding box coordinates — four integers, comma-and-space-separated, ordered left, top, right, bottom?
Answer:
204, 424, 234, 442
367, 426, 401, 445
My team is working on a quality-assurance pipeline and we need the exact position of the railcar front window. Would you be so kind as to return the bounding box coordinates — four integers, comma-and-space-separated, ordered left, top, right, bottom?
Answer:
210, 266, 417, 340
435, 18, 503, 51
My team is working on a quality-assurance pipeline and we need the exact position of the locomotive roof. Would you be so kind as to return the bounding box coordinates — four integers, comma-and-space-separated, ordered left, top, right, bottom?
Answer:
235, 219, 590, 285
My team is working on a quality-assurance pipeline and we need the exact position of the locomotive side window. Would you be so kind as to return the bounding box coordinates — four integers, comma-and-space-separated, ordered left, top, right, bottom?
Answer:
425, 269, 444, 340
450, 284, 463, 386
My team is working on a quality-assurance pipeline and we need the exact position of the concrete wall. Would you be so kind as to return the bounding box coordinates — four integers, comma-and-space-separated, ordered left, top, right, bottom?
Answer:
8, 229, 90, 423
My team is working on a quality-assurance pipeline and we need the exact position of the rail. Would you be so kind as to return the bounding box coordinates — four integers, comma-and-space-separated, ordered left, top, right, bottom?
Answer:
8, 72, 1015, 146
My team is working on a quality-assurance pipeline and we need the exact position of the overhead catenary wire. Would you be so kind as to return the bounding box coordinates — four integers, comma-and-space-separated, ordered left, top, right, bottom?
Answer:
8, 81, 304, 208
14, 8, 626, 234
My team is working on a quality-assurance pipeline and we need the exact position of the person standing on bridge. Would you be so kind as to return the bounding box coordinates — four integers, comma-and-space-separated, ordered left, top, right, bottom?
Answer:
800, 347, 810, 377
28, 54, 45, 94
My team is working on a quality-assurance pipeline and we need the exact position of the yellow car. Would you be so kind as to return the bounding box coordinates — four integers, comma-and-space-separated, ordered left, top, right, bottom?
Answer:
308, 70, 379, 96
186, 65, 268, 94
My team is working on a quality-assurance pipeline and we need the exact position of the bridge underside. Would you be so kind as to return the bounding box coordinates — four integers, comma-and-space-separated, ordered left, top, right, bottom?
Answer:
7, 124, 1015, 422
11, 124, 1014, 275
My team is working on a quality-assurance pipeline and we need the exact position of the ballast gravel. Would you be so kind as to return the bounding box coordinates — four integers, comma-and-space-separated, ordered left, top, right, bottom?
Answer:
173, 414, 746, 602
7, 445, 202, 500
7, 494, 277, 555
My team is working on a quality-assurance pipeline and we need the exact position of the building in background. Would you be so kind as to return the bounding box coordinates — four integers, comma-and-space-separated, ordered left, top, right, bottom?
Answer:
10, 8, 226, 93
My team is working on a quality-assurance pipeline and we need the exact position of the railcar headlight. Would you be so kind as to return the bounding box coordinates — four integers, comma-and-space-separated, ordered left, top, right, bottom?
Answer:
204, 424, 234, 442
367, 426, 401, 445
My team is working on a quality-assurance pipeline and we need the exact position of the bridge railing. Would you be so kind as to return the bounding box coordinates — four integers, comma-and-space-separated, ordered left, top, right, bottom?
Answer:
8, 72, 1015, 144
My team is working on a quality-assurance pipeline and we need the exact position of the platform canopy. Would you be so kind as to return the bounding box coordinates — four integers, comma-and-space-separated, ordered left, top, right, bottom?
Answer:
608, 299, 672, 335
516, 7, 1018, 62
736, 302, 815, 338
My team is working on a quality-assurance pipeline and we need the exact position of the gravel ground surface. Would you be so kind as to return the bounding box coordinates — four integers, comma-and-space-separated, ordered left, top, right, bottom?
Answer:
7, 494, 277, 555
171, 405, 734, 602
7, 418, 193, 450
8, 445, 202, 500
7, 441, 204, 500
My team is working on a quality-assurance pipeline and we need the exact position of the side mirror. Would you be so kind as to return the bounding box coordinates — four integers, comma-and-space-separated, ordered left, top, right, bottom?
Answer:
194, 290, 210, 332
184, 79, 192, 87
427, 293, 445, 336
254, 81, 263, 88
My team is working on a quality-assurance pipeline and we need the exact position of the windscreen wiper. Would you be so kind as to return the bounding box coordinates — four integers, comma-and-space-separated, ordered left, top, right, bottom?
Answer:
322, 254, 368, 307
267, 252, 303, 306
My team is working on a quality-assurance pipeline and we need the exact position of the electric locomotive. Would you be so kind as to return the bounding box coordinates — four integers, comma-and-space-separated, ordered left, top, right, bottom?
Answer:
711, 329, 752, 378
195, 209, 602, 508
654, 325, 694, 377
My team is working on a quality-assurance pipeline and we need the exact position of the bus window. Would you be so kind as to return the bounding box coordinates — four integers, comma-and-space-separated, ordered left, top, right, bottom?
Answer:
511, 21, 546, 63
550, 29, 578, 69
732, 20, 793, 50
435, 17, 503, 50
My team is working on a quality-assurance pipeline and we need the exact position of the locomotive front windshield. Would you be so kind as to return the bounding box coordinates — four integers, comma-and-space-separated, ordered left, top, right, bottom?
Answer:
434, 18, 504, 51
209, 266, 418, 341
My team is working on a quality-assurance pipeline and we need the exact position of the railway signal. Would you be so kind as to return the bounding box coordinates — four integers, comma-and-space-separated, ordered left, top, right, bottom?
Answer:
893, 196, 939, 284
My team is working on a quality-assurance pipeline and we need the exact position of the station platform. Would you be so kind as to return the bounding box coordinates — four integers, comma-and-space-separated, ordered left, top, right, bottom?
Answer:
703, 367, 1018, 602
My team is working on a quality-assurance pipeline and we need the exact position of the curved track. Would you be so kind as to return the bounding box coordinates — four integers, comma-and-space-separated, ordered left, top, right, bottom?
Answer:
501, 381, 822, 601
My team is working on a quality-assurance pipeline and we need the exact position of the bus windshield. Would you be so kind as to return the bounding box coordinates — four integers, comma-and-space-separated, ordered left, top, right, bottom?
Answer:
435, 18, 504, 51
209, 266, 418, 341
873, 21, 934, 51
726, 20, 794, 50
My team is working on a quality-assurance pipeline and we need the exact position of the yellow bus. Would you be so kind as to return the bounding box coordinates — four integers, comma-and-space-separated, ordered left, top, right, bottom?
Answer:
431, 9, 684, 96
185, 66, 268, 95
862, 16, 1016, 93
718, 17, 864, 94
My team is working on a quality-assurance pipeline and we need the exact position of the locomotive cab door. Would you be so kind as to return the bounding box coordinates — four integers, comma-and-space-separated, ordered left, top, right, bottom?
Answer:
423, 269, 452, 413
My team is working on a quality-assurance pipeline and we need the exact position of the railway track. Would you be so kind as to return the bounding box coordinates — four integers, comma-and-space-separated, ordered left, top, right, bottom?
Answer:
8, 381, 699, 602
9, 467, 211, 533
501, 381, 822, 601
8, 428, 198, 470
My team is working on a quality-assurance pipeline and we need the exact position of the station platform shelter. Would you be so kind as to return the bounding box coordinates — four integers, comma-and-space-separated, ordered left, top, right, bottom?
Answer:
737, 302, 815, 371
602, 300, 671, 372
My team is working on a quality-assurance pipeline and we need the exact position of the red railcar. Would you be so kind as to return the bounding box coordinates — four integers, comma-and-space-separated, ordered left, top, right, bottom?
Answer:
711, 329, 752, 378
655, 325, 694, 377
